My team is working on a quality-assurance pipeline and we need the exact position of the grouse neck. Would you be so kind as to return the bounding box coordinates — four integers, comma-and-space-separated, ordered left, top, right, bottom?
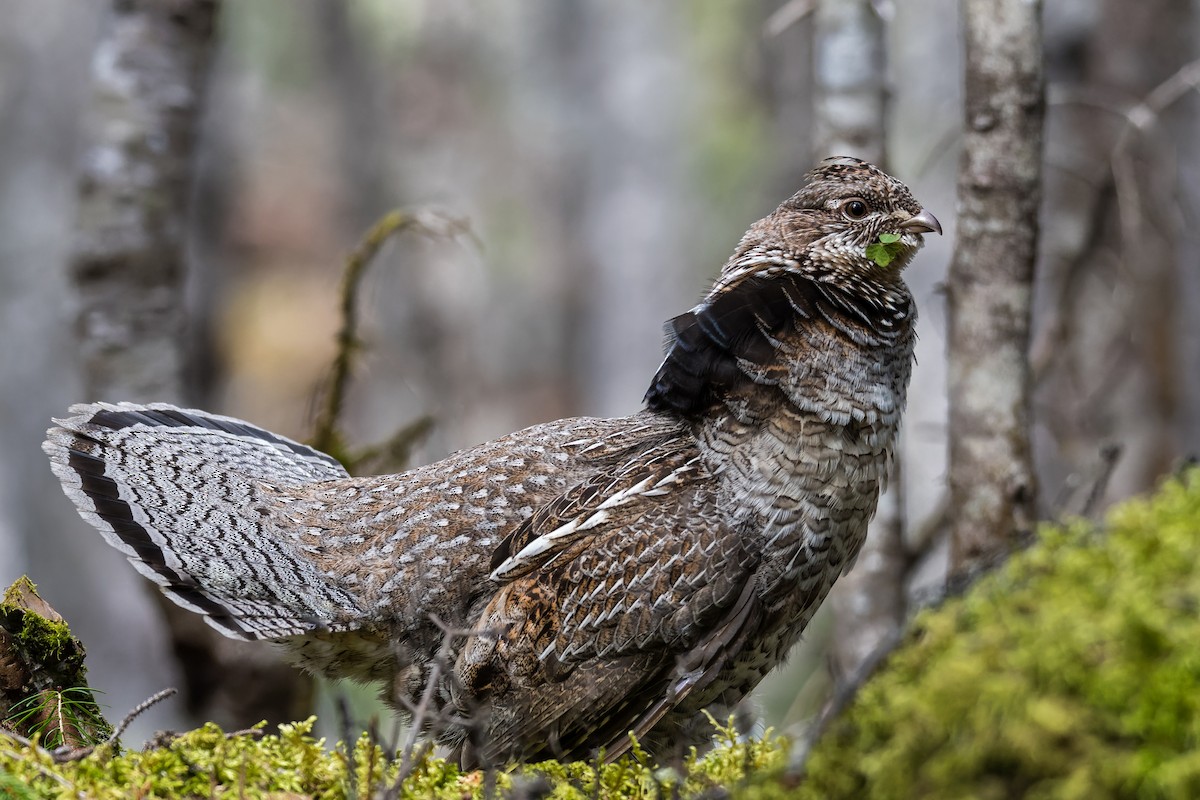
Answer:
644, 270, 917, 422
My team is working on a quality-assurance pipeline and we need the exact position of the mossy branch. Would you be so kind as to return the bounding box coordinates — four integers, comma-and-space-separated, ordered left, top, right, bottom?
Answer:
0, 578, 111, 751
309, 209, 470, 473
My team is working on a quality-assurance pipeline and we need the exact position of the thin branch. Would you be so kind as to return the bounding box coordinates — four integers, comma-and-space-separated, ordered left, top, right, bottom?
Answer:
1082, 445, 1123, 517
223, 728, 266, 740
310, 209, 471, 458
335, 696, 360, 800
0, 729, 34, 749
1028, 175, 1116, 384
1041, 59, 1200, 377
1051, 445, 1124, 520
0, 744, 76, 789
763, 0, 816, 37
1107, 59, 1200, 279
346, 415, 435, 477
1131, 58, 1200, 126
793, 629, 902, 769
44, 687, 180, 764
106, 687, 177, 748
382, 613, 500, 798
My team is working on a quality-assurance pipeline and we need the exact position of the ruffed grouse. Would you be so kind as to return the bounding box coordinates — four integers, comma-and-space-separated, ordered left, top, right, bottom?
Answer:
44, 157, 940, 765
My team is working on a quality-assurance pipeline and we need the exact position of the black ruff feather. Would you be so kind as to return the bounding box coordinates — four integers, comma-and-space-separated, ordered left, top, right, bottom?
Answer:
644, 274, 822, 416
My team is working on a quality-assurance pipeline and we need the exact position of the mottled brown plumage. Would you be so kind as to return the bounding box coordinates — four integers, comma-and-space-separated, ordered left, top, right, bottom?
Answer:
43, 158, 939, 765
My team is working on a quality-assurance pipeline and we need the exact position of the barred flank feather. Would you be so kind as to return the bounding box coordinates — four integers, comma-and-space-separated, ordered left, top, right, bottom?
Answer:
42, 402, 365, 641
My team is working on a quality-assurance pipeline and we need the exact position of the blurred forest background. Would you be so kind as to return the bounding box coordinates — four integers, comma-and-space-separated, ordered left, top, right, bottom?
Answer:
0, 0, 1197, 747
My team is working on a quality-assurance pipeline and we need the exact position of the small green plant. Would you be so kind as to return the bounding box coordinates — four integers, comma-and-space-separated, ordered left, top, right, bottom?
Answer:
865, 232, 903, 267
4, 688, 107, 750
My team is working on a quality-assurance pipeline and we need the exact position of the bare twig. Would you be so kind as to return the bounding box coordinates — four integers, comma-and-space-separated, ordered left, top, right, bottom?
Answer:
43, 686, 180, 764
395, 615, 456, 781
763, 0, 817, 37
1028, 173, 1116, 384
1055, 444, 1124, 519
1081, 444, 1123, 517
223, 728, 266, 740
381, 613, 499, 799
1035, 58, 1200, 386
346, 415, 435, 477
106, 687, 177, 748
335, 695, 360, 800
0, 728, 34, 750
0, 744, 76, 789
793, 629, 902, 769
1109, 57, 1200, 291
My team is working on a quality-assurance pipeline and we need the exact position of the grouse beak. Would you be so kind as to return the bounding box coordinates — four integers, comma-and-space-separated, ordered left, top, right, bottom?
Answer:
901, 208, 943, 236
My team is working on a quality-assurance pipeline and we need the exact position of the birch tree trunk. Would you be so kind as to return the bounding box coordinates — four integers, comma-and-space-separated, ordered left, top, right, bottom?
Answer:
73, 0, 215, 402
813, 0, 886, 164
811, 0, 908, 686
947, 0, 1044, 572
70, 0, 312, 729
566, 1, 695, 419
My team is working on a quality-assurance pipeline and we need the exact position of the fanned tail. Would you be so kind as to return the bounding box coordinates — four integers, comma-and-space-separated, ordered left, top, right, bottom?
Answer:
42, 402, 365, 641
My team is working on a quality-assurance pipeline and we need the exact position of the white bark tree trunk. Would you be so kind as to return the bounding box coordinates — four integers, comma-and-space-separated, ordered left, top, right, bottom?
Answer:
69, 0, 313, 731
811, 0, 909, 687
947, 0, 1044, 571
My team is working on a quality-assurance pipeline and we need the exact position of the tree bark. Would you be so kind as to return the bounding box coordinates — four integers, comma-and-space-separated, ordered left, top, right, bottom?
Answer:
564, 0, 695, 419
812, 0, 886, 164
947, 0, 1044, 572
810, 0, 909, 686
71, 0, 312, 730
0, 578, 111, 749
310, 0, 392, 231
72, 0, 217, 403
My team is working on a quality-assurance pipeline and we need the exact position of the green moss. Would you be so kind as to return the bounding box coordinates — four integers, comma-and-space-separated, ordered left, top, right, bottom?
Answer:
799, 469, 1200, 799
0, 770, 38, 800
2, 578, 78, 672
1, 578, 111, 746
0, 715, 788, 798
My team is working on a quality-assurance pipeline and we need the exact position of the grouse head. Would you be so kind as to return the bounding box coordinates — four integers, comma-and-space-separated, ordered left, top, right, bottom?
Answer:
645, 157, 941, 417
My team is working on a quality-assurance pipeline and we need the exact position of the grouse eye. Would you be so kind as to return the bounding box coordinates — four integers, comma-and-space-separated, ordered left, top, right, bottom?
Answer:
841, 199, 869, 220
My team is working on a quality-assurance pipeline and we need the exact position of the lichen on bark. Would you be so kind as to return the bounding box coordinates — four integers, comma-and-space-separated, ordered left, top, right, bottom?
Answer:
947, 0, 1045, 572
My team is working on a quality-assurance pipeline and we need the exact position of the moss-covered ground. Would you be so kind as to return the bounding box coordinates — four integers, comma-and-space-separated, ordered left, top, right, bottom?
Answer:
0, 716, 787, 799
800, 468, 1200, 799
2, 469, 1198, 798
